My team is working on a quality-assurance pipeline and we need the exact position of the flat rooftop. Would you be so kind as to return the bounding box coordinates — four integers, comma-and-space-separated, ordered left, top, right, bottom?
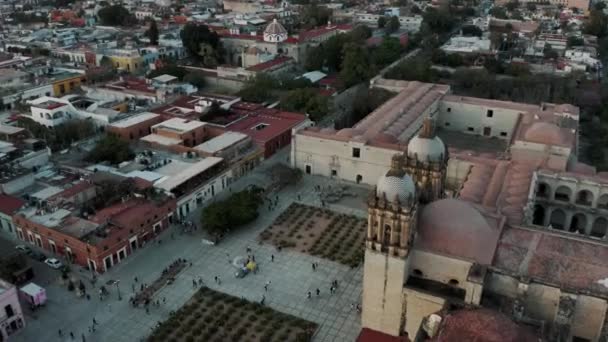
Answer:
0, 125, 25, 135
152, 118, 206, 133
155, 157, 223, 191
193, 131, 248, 154
140, 134, 182, 146
436, 129, 507, 154
109, 112, 160, 128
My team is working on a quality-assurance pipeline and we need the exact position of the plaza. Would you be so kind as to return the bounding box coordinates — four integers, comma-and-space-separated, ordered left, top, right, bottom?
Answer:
11, 150, 369, 342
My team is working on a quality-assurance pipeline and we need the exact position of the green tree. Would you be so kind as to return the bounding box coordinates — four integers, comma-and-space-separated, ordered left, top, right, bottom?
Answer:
489, 6, 508, 19
97, 5, 135, 26
543, 43, 559, 59
146, 19, 159, 46
238, 74, 278, 103
461, 25, 482, 37
86, 135, 134, 164
180, 23, 221, 66
386, 16, 401, 34
505, 0, 519, 11
300, 3, 332, 29
378, 16, 387, 28
339, 43, 371, 88
280, 88, 329, 121
183, 72, 206, 88
526, 2, 536, 11
201, 187, 263, 239
594, 1, 606, 10
423, 8, 456, 34
371, 37, 402, 67
567, 36, 584, 47
584, 10, 608, 38
17, 118, 96, 151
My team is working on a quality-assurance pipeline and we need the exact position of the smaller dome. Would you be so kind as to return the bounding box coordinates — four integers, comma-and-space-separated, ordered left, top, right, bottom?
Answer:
407, 135, 445, 162
263, 19, 288, 43
524, 122, 567, 145
376, 174, 416, 203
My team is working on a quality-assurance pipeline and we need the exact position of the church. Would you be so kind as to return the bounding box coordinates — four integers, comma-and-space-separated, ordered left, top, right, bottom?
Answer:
290, 79, 608, 341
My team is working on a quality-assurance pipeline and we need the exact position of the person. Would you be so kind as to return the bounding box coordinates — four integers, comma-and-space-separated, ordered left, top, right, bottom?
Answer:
356, 304, 361, 313
82, 333, 86, 342
58, 329, 63, 337
260, 295, 266, 305
214, 276, 218, 283
271, 254, 274, 262
163, 297, 166, 304
93, 318, 97, 325
316, 288, 320, 296
70, 331, 74, 339
192, 279, 197, 288
146, 307, 150, 314
350, 303, 355, 311
307, 291, 312, 299
134, 276, 138, 283
312, 263, 316, 271
330, 286, 335, 294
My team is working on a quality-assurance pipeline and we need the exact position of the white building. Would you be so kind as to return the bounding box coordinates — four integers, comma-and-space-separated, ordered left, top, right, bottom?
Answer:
441, 36, 492, 54
26, 95, 123, 128
354, 13, 423, 33
564, 48, 601, 69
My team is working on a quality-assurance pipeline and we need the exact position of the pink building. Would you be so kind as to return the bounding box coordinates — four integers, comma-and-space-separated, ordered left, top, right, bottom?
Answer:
0, 278, 25, 340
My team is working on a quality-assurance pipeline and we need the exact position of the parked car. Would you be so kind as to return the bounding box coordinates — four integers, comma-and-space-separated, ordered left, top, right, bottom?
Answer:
30, 251, 47, 261
44, 258, 63, 269
15, 245, 32, 254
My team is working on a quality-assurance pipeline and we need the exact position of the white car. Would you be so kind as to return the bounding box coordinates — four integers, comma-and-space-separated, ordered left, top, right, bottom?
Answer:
44, 258, 63, 269
15, 245, 32, 254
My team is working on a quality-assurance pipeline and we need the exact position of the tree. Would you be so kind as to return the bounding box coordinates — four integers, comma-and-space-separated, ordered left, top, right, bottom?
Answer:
238, 74, 278, 103
489, 6, 508, 19
544, 43, 559, 59
584, 10, 608, 38
423, 8, 456, 34
505, 0, 519, 12
280, 88, 329, 121
85, 135, 134, 164
386, 16, 401, 34
594, 1, 606, 10
300, 3, 332, 29
340, 43, 372, 88
371, 37, 402, 67
17, 118, 96, 151
461, 25, 483, 37
183, 72, 206, 88
378, 16, 387, 28
97, 5, 135, 26
146, 20, 159, 46
201, 187, 263, 239
180, 23, 221, 66
567, 36, 584, 47
526, 2, 536, 11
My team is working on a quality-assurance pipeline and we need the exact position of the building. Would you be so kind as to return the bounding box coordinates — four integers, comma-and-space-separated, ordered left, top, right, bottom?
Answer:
12, 180, 176, 273
0, 195, 25, 241
107, 112, 164, 141
440, 36, 492, 55
294, 79, 608, 340
354, 13, 423, 33
0, 278, 25, 340
26, 95, 128, 128
142, 118, 208, 149
51, 72, 87, 97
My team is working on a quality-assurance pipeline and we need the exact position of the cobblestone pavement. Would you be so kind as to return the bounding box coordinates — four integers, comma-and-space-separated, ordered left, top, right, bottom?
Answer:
12, 149, 371, 342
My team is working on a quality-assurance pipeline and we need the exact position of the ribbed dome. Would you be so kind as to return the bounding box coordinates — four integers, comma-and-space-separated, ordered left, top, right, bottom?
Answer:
407, 135, 445, 162
376, 174, 416, 203
524, 122, 567, 146
263, 19, 288, 43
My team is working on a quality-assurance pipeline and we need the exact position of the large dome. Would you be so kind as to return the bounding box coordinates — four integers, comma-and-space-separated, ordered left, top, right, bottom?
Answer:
407, 135, 445, 162
523, 122, 567, 146
376, 174, 416, 203
263, 19, 288, 43
417, 199, 501, 264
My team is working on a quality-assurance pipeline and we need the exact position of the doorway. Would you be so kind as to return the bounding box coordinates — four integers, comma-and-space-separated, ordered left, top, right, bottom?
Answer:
305, 165, 311, 174
483, 127, 491, 136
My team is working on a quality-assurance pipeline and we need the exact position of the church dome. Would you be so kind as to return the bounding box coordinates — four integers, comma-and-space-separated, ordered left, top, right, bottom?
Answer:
407, 135, 445, 162
376, 174, 416, 203
523, 122, 567, 146
263, 19, 288, 43
417, 199, 500, 264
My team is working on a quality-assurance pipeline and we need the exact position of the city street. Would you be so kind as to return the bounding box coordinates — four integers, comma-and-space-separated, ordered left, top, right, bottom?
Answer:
11, 151, 370, 342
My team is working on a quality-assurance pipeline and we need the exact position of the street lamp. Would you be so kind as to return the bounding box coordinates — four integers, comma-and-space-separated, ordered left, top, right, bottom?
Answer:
115, 280, 122, 301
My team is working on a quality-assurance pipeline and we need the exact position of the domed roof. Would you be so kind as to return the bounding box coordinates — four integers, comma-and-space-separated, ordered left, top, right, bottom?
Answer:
376, 174, 416, 203
417, 199, 501, 264
264, 19, 287, 38
523, 122, 567, 145
407, 135, 445, 162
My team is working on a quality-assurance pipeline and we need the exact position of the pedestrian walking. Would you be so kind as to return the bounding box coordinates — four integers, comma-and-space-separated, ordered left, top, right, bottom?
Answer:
132, 283, 135, 292
214, 276, 218, 283
312, 263, 316, 271
356, 304, 361, 313
140, 284, 144, 291
134, 276, 138, 283
70, 331, 74, 339
146, 307, 150, 314
93, 318, 97, 325
82, 333, 86, 342
86, 294, 91, 300
192, 278, 197, 288
307, 291, 312, 299
58, 329, 63, 337
350, 303, 355, 311
330, 286, 335, 294
316, 288, 320, 296
163, 297, 166, 304
297, 194, 301, 201
271, 254, 274, 262
260, 295, 266, 305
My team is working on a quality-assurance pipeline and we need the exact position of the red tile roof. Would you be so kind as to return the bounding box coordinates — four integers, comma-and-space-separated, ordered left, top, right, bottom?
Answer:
357, 328, 409, 342
50, 181, 95, 200
246, 56, 293, 72
226, 109, 306, 144
0, 194, 25, 216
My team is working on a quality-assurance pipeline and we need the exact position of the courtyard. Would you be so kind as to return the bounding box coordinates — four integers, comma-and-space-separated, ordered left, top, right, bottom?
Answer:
11, 150, 370, 342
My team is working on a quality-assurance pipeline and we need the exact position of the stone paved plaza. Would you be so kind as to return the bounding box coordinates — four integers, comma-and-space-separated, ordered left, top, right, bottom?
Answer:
12, 150, 371, 342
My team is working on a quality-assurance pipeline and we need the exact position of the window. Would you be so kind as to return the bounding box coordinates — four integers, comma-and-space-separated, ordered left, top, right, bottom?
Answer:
331, 169, 337, 176
486, 109, 494, 118
4, 304, 14, 318
352, 148, 361, 158
467, 127, 474, 132
447, 107, 451, 112
500, 132, 507, 137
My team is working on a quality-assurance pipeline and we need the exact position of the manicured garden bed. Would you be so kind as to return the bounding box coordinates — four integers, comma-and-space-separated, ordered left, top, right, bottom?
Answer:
259, 203, 366, 267
148, 287, 317, 342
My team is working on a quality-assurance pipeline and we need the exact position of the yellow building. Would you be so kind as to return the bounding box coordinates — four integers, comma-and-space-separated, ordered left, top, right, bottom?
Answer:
106, 49, 143, 73
51, 73, 87, 96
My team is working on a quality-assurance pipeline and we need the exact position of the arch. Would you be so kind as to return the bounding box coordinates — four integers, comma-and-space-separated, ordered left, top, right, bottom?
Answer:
532, 204, 545, 226
549, 209, 566, 230
591, 218, 608, 238
569, 213, 587, 234
598, 194, 608, 209
536, 182, 551, 198
383, 224, 391, 244
554, 185, 572, 202
576, 190, 594, 206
